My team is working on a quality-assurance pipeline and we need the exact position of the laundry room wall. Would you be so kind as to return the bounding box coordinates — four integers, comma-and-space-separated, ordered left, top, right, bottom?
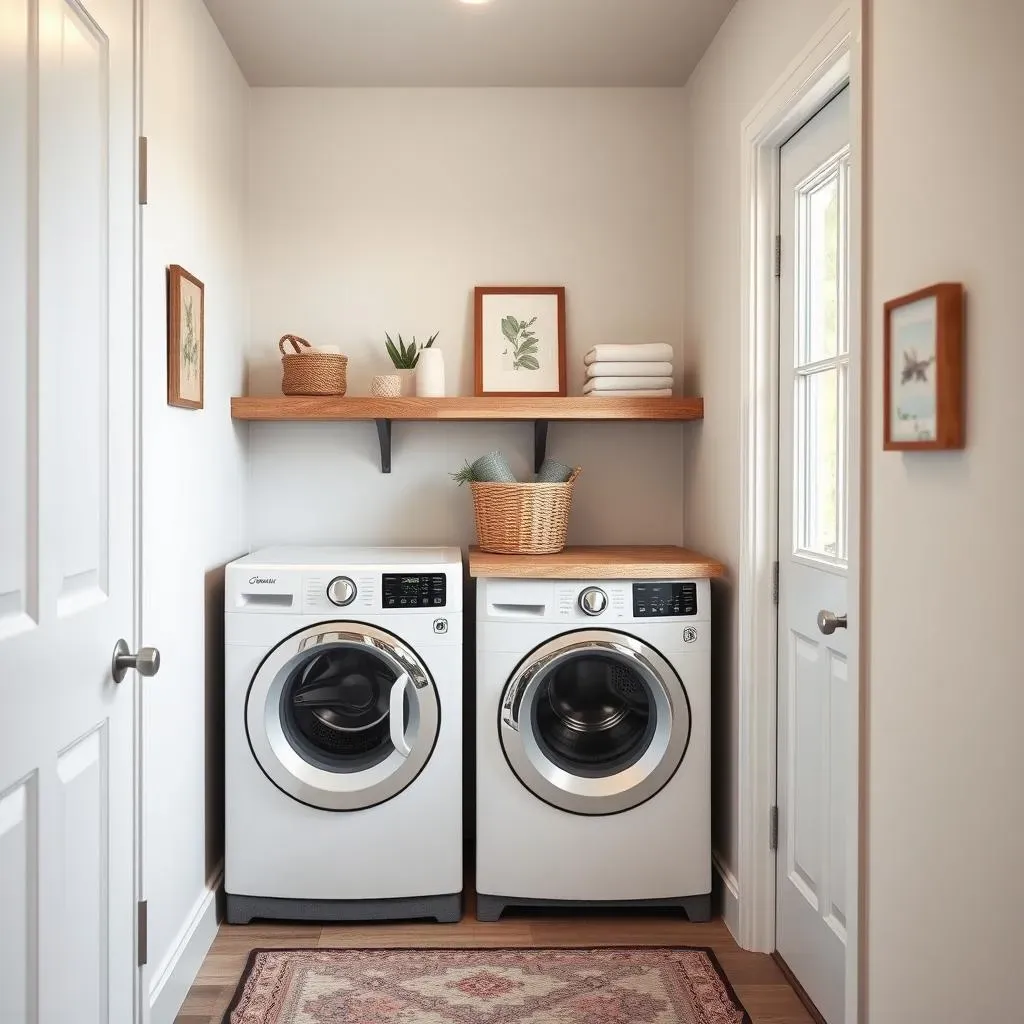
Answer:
865, 1, 1024, 1019
141, 0, 249, 1018
680, 0, 841, 908
244, 88, 688, 549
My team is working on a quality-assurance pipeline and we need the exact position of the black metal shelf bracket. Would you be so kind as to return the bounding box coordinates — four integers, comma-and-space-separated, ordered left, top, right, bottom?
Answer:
375, 419, 392, 473
534, 420, 549, 474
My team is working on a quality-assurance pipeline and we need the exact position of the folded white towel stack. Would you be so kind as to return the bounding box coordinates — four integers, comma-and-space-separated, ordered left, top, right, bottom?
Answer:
582, 343, 675, 396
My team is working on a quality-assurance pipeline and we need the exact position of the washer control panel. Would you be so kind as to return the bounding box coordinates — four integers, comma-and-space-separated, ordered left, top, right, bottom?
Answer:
382, 573, 447, 608
633, 581, 698, 618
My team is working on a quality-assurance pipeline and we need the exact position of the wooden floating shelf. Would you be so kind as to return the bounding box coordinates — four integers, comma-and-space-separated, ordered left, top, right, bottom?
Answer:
230, 396, 704, 422
230, 396, 705, 473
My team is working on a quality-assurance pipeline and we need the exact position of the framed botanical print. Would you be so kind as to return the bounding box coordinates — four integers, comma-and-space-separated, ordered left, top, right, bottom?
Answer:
883, 282, 964, 450
474, 286, 567, 397
167, 264, 204, 409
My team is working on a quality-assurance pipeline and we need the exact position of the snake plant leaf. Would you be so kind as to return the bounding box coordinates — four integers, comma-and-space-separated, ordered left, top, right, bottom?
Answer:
385, 333, 403, 368
407, 339, 418, 365
517, 354, 540, 370
425, 331, 439, 349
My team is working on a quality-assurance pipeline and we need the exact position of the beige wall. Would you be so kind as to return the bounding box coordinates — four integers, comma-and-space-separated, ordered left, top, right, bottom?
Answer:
865, 0, 1024, 1018
682, 0, 839, 876
142, 0, 249, 1014
245, 88, 688, 550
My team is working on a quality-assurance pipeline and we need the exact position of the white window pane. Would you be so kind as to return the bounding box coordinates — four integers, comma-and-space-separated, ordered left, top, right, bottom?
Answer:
799, 173, 840, 365
797, 367, 839, 559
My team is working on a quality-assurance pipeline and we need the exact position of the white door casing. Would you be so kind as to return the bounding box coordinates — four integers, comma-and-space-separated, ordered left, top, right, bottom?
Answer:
0, 0, 137, 1019
777, 87, 851, 1024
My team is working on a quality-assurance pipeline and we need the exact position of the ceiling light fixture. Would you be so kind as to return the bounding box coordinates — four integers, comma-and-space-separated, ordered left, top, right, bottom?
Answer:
459, 0, 493, 5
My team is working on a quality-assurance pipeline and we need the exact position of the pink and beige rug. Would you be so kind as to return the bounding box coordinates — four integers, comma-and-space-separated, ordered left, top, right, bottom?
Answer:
223, 947, 751, 1024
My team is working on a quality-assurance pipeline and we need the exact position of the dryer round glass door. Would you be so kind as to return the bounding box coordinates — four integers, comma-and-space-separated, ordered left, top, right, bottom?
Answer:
246, 623, 440, 810
499, 630, 690, 815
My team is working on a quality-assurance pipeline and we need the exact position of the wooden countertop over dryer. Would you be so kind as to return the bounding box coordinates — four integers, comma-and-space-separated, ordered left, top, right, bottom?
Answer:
467, 546, 727, 580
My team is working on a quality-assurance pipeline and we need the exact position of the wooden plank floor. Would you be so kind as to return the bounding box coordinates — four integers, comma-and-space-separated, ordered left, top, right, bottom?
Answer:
176, 888, 812, 1023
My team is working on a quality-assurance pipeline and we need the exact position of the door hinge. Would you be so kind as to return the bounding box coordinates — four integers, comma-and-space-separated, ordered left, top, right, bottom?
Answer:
771, 560, 779, 605
138, 136, 148, 205
774, 234, 781, 278
137, 900, 148, 967
770, 806, 779, 851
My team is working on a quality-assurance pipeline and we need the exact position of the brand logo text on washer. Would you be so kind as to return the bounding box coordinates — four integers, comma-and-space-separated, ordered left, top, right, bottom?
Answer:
249, 576, 278, 585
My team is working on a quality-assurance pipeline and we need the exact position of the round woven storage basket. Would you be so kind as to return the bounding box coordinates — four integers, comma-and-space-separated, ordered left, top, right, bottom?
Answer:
470, 468, 581, 555
279, 335, 348, 396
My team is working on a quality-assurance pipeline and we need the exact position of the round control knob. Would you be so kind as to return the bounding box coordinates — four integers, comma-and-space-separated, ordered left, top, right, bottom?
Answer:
327, 576, 357, 607
579, 587, 608, 616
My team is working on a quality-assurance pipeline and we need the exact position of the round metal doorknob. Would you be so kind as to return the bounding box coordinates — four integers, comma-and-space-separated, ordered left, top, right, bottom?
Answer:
579, 587, 608, 616
111, 639, 161, 684
816, 610, 848, 635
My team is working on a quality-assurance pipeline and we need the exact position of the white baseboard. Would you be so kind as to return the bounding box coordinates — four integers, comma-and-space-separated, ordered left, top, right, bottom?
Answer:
149, 862, 223, 1024
713, 851, 740, 943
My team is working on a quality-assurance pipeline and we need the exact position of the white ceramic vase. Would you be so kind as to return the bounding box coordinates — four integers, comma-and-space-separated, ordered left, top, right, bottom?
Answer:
415, 348, 445, 398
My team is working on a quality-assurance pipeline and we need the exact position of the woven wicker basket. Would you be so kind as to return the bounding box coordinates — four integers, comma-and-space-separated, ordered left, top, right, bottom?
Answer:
279, 335, 348, 396
470, 468, 582, 555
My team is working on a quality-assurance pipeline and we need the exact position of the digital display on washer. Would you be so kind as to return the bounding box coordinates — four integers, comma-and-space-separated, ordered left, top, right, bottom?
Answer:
382, 573, 446, 608
632, 582, 697, 618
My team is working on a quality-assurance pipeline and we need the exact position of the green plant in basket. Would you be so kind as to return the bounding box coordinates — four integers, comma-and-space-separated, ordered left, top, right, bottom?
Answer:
384, 331, 438, 369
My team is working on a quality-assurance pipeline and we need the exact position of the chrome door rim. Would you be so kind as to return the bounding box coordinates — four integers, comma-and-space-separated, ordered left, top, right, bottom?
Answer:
247, 623, 439, 810
499, 630, 690, 815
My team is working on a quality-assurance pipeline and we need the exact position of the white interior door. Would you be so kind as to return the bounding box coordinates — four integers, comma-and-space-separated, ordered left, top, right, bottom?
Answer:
1, 0, 138, 1019
776, 87, 852, 1024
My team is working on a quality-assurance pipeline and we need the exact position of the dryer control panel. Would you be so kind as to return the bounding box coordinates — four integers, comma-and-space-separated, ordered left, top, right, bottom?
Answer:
633, 582, 698, 617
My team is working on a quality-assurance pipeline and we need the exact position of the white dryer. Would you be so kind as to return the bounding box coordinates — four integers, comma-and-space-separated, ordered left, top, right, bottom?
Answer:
475, 575, 711, 922
224, 546, 463, 924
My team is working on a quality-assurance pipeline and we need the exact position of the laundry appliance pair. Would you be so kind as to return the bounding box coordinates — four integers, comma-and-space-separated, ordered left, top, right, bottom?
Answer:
224, 546, 711, 924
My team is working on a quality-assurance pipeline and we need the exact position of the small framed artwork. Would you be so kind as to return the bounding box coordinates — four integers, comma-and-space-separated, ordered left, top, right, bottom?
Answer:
884, 282, 965, 450
167, 264, 205, 409
474, 286, 567, 397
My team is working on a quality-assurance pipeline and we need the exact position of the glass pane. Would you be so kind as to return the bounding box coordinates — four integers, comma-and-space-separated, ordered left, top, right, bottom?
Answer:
532, 654, 655, 778
797, 367, 839, 559
800, 173, 840, 364
280, 645, 404, 773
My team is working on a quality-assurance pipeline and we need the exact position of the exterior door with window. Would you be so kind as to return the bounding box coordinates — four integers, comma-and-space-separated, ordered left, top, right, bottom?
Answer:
0, 0, 138, 1019
776, 86, 852, 1024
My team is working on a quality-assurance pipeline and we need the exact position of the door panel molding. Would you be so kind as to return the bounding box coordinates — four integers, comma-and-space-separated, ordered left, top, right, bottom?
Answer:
736, 9, 862, 1024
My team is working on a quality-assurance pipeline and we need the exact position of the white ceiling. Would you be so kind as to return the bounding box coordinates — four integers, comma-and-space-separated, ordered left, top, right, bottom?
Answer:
202, 0, 737, 87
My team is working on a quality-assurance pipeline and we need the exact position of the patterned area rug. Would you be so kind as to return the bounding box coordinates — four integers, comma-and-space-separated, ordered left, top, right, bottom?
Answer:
223, 947, 750, 1024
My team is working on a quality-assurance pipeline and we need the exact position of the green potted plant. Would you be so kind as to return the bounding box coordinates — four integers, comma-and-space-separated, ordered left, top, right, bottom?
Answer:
379, 332, 438, 396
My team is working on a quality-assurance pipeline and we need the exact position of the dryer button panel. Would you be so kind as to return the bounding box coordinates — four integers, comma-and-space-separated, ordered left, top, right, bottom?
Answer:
382, 573, 447, 608
633, 582, 698, 617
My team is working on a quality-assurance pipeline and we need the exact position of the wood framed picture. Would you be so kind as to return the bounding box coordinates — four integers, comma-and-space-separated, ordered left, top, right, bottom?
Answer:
474, 286, 567, 397
167, 264, 204, 409
883, 282, 964, 450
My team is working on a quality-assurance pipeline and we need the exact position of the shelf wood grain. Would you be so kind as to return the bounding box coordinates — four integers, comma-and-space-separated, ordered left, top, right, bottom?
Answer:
468, 545, 726, 580
230, 396, 704, 422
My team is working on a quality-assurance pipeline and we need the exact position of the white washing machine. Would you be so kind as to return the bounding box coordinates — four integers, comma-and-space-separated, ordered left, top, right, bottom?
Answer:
475, 575, 711, 922
224, 546, 463, 924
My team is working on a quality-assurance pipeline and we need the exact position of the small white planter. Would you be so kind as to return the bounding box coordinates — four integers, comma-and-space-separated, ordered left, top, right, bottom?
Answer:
395, 368, 416, 396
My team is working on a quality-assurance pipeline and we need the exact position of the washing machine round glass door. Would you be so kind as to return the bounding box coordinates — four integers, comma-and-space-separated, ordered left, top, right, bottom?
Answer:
499, 629, 690, 815
246, 623, 440, 810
